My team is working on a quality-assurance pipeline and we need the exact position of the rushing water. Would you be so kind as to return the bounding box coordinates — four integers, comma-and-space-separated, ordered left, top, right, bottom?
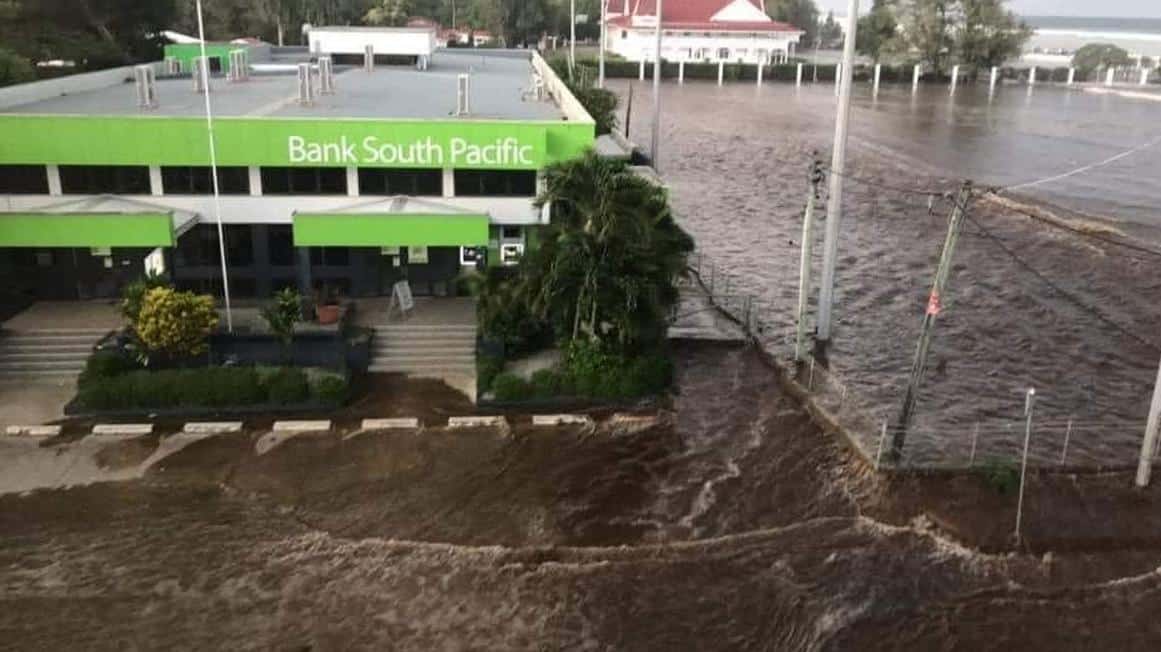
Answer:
616, 79, 1161, 466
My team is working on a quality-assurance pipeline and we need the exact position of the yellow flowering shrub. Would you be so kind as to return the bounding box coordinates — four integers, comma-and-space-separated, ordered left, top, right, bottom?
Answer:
134, 287, 219, 358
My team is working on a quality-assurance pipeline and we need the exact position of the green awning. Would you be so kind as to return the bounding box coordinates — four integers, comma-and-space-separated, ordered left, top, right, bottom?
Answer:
0, 212, 176, 247
293, 213, 490, 247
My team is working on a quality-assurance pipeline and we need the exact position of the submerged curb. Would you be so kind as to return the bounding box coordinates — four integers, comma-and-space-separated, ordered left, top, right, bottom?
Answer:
183, 422, 244, 435
447, 416, 508, 429
91, 423, 153, 436
272, 420, 332, 433
531, 414, 593, 426
361, 418, 421, 430
4, 425, 62, 437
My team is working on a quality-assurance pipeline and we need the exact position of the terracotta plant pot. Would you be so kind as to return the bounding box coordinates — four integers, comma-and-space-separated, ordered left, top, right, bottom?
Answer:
316, 304, 340, 325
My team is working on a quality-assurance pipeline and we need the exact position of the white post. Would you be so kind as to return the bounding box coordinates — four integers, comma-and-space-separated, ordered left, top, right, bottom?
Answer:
1015, 388, 1036, 544
717, 60, 724, 85
834, 63, 842, 96
678, 60, 685, 84
795, 159, 821, 362
1136, 356, 1161, 487
1061, 418, 1073, 465
650, 0, 663, 173
816, 0, 860, 343
873, 63, 881, 96
1067, 67, 1075, 85
757, 62, 763, 86
1029, 66, 1037, 86
950, 64, 959, 94
969, 422, 980, 466
1141, 68, 1150, 86
194, 0, 233, 332
796, 62, 803, 87
875, 420, 888, 470
989, 66, 999, 93
598, 0, 606, 87
1106, 67, 1116, 86
569, 0, 576, 76
639, 58, 645, 80
912, 64, 921, 93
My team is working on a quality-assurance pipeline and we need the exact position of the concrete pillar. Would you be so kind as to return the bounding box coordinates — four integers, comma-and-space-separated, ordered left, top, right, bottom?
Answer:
639, 58, 645, 81
912, 64, 922, 93
950, 64, 959, 94
346, 167, 359, 197
678, 60, 685, 84
873, 63, 881, 96
1029, 66, 1037, 86
834, 63, 841, 96
442, 168, 455, 197
796, 62, 803, 87
296, 247, 313, 295
248, 166, 262, 196
1106, 67, 1116, 86
717, 60, 724, 86
46, 164, 62, 196
148, 166, 163, 196
1067, 67, 1075, 85
757, 62, 763, 86
1142, 68, 1150, 86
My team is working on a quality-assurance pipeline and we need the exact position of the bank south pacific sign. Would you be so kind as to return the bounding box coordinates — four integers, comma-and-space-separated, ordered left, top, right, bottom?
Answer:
288, 135, 536, 167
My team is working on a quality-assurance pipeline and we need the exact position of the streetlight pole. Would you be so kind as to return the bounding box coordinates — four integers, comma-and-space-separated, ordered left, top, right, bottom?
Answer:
599, 0, 607, 87
815, 0, 860, 343
569, 0, 577, 78
650, 0, 663, 171
194, 0, 234, 332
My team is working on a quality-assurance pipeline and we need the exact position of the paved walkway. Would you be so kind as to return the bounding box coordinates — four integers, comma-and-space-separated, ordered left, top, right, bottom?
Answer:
354, 296, 476, 327
0, 378, 74, 426
1, 300, 121, 331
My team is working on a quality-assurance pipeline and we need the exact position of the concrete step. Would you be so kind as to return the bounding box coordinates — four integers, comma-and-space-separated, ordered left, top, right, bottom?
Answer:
373, 326, 477, 336
372, 353, 475, 363
0, 342, 94, 353
373, 344, 476, 355
369, 363, 477, 374
0, 359, 85, 372
0, 350, 92, 361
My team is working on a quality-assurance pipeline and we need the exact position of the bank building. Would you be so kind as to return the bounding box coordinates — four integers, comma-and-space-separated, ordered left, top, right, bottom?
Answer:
0, 27, 593, 308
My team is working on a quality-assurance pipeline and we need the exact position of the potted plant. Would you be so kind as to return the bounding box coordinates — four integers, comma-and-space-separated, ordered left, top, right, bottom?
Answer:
316, 283, 341, 325
261, 288, 302, 363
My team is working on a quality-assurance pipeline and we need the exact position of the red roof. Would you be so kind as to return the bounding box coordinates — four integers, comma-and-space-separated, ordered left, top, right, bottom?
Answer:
607, 0, 801, 32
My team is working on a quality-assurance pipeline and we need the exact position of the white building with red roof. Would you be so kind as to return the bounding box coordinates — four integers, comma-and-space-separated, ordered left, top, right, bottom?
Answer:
605, 0, 803, 65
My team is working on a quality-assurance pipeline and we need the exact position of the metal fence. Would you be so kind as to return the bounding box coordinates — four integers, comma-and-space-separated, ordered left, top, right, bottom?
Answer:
682, 250, 1152, 473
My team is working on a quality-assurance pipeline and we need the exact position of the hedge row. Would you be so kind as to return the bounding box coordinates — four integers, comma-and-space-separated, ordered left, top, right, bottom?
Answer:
488, 342, 673, 402
76, 352, 348, 410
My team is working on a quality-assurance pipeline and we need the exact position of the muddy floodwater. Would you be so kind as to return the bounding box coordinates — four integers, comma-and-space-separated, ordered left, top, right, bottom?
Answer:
615, 79, 1161, 467
3, 342, 1161, 649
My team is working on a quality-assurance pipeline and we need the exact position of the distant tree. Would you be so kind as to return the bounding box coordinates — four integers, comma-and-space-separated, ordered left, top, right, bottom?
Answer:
1072, 43, 1131, 75
856, 0, 898, 62
364, 0, 412, 26
0, 0, 174, 67
767, 0, 821, 46
818, 11, 844, 49
954, 0, 1030, 71
0, 47, 35, 87
889, 0, 953, 72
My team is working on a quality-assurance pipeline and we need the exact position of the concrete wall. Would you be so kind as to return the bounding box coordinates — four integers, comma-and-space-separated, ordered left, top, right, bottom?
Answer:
308, 27, 437, 57
0, 63, 163, 111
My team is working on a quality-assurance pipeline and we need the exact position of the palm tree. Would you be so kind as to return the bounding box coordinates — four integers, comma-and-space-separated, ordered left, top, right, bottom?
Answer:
524, 149, 693, 348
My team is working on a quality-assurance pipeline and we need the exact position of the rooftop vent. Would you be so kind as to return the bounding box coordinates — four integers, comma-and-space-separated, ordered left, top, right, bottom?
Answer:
318, 56, 335, 95
134, 65, 158, 109
456, 73, 471, 116
163, 57, 181, 76
227, 49, 249, 82
297, 62, 315, 105
364, 44, 374, 73
193, 56, 209, 94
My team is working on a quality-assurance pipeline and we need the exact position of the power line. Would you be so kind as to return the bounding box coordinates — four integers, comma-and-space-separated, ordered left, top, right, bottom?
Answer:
964, 214, 1161, 353
998, 136, 1161, 193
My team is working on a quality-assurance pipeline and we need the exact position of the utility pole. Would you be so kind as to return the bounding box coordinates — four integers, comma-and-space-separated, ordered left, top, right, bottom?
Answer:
650, 0, 664, 171
1136, 357, 1161, 486
598, 0, 607, 87
796, 155, 824, 362
816, 0, 860, 343
1015, 388, 1036, 545
891, 181, 974, 458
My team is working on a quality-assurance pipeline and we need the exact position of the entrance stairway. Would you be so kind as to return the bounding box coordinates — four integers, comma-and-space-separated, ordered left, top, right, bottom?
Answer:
0, 329, 107, 379
369, 324, 477, 377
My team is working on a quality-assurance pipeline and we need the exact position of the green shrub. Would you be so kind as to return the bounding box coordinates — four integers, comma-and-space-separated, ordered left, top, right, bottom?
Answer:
491, 372, 532, 401
265, 368, 310, 405
529, 368, 564, 398
477, 354, 504, 393
313, 374, 349, 404
979, 459, 1021, 496
79, 349, 140, 386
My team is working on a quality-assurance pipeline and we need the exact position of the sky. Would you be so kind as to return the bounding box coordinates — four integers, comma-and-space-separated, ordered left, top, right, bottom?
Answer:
813, 0, 1161, 19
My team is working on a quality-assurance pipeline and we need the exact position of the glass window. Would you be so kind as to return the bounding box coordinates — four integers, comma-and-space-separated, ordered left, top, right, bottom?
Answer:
309, 247, 350, 266
717, 48, 730, 60
268, 226, 296, 267
59, 165, 150, 194
260, 167, 347, 195
0, 165, 48, 194
358, 168, 442, 195
161, 166, 249, 195
454, 170, 537, 197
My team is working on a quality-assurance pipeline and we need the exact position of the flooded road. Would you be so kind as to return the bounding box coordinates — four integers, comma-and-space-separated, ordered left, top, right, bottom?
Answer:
615, 79, 1161, 467
3, 343, 1161, 649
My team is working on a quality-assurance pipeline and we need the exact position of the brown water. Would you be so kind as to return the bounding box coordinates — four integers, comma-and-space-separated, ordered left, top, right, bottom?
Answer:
3, 343, 1161, 649
616, 79, 1161, 467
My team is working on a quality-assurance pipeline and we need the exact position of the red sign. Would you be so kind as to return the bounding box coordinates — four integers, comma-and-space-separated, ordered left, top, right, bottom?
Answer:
926, 291, 942, 316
